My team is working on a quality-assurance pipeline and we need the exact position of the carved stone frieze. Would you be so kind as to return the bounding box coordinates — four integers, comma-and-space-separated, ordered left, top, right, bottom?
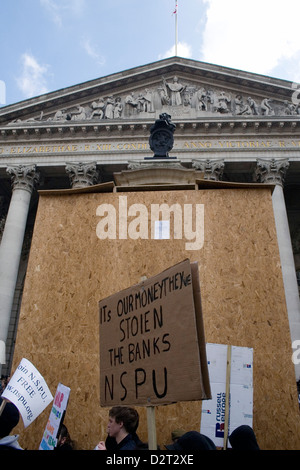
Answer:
8, 75, 298, 126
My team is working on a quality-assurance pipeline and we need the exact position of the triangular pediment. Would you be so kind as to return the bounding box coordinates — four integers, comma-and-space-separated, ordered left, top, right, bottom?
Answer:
0, 57, 297, 127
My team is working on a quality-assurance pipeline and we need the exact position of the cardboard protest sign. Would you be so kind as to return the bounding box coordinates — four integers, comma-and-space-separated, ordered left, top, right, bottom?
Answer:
39, 383, 71, 450
200, 343, 253, 447
99, 259, 211, 406
1, 358, 53, 428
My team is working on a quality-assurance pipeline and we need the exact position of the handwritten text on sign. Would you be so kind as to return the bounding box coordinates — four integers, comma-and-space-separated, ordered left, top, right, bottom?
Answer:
99, 260, 205, 406
2, 358, 53, 428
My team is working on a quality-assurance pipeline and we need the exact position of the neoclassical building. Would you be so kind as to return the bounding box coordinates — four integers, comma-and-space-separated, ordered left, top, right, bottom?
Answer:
0, 57, 300, 448
1, 56, 300, 368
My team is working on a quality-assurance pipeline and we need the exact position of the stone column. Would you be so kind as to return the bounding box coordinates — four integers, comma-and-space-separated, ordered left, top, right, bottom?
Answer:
0, 165, 39, 369
255, 157, 300, 380
192, 158, 225, 180
65, 161, 99, 188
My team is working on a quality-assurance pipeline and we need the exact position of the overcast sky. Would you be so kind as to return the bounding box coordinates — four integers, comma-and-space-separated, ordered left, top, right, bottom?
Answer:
1, 0, 300, 106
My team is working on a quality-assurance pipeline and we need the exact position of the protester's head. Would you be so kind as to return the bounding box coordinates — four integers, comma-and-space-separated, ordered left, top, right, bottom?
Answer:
165, 431, 216, 451
56, 424, 72, 448
0, 398, 20, 438
229, 425, 260, 450
108, 406, 139, 436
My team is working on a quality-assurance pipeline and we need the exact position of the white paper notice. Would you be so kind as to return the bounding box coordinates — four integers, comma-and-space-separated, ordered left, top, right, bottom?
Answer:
154, 220, 170, 239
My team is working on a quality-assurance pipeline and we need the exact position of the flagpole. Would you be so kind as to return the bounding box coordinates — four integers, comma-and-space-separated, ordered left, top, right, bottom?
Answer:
175, 1, 178, 56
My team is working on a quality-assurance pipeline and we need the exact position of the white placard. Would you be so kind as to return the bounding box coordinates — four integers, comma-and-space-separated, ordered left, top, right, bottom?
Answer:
200, 343, 253, 447
39, 383, 71, 450
2, 358, 53, 428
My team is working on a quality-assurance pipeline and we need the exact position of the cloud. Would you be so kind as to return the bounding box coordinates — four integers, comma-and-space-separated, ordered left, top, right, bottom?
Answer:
201, 0, 300, 80
81, 38, 106, 66
159, 41, 193, 60
16, 53, 49, 98
40, 0, 85, 27
40, 0, 62, 26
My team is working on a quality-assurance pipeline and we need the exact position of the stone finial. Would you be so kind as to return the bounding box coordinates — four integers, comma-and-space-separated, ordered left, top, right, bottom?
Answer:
65, 161, 99, 188
6, 164, 40, 193
192, 158, 225, 181
255, 158, 289, 186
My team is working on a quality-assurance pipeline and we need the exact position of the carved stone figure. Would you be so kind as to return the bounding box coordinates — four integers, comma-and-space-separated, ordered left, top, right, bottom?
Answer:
196, 88, 208, 111
125, 92, 139, 116
70, 105, 86, 121
137, 89, 153, 112
51, 109, 70, 121
158, 85, 170, 105
247, 97, 259, 115
162, 76, 186, 106
234, 95, 251, 115
91, 99, 105, 119
216, 91, 231, 113
283, 100, 297, 115
261, 98, 274, 116
105, 96, 115, 119
113, 97, 123, 118
182, 86, 196, 107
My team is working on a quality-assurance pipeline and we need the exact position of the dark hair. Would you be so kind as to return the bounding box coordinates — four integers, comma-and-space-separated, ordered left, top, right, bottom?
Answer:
109, 407, 139, 434
56, 423, 74, 450
58, 424, 70, 442
0, 399, 20, 438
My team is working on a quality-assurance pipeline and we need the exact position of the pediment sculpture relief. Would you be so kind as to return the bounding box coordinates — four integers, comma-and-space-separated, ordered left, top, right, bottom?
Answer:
8, 75, 299, 124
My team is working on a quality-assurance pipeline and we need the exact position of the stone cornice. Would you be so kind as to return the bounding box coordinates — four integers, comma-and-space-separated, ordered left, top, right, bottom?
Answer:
1, 115, 300, 140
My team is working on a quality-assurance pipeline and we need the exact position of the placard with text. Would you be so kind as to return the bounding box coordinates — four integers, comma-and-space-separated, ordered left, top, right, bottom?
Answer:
39, 383, 71, 450
99, 259, 211, 406
2, 358, 53, 428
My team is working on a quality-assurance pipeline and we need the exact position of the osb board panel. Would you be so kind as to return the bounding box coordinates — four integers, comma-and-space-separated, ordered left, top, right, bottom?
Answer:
12, 188, 300, 450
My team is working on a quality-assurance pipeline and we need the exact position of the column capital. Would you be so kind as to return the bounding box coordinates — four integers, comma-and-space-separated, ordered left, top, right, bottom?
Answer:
192, 158, 224, 181
6, 164, 40, 193
255, 158, 289, 186
65, 161, 99, 188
